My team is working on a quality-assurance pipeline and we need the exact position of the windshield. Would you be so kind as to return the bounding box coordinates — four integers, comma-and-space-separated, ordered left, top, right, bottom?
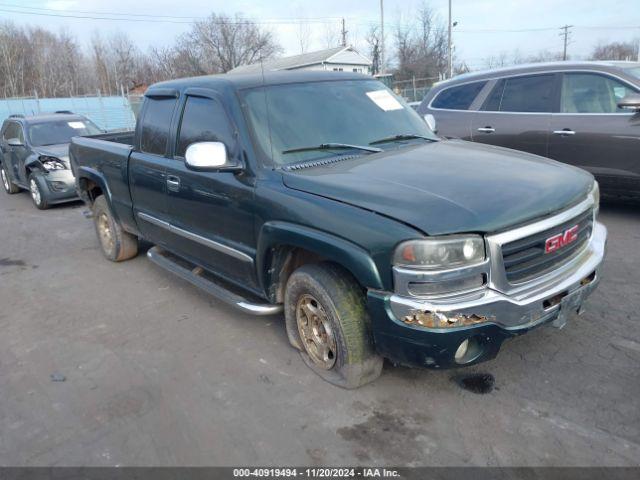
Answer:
28, 119, 101, 147
241, 79, 438, 165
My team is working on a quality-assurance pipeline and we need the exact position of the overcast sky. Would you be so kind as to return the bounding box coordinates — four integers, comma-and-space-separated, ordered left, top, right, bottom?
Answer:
4, 0, 640, 69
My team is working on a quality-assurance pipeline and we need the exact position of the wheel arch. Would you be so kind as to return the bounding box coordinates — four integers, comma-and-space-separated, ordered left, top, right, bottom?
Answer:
76, 167, 113, 208
257, 221, 384, 303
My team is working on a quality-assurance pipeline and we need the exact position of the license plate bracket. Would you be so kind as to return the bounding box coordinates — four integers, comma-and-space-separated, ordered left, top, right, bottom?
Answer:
552, 288, 586, 329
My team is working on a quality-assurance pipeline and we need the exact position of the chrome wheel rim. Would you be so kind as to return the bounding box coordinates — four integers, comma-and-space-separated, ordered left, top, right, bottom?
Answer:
296, 294, 337, 370
97, 212, 114, 253
1, 168, 8, 191
30, 179, 41, 205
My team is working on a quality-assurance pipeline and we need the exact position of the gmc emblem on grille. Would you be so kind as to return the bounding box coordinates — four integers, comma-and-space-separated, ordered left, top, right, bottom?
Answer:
545, 225, 579, 254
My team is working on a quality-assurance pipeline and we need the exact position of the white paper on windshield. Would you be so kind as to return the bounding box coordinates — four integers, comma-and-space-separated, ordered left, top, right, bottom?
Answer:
68, 122, 86, 129
366, 90, 403, 111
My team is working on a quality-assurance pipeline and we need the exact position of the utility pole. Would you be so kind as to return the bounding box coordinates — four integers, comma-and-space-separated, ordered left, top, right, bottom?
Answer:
380, 0, 385, 73
341, 18, 348, 47
560, 24, 573, 61
447, 0, 453, 78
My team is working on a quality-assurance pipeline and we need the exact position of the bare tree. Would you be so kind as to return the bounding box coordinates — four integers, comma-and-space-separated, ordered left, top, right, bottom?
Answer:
186, 13, 281, 73
482, 49, 563, 71
323, 22, 342, 49
392, 4, 447, 81
365, 25, 382, 75
590, 40, 639, 60
297, 21, 311, 54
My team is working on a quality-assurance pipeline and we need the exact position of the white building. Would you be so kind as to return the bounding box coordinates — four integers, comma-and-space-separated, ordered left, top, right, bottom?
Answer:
228, 46, 372, 75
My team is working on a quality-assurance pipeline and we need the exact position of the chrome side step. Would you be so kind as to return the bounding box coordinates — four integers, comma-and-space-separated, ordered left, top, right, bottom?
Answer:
146, 246, 283, 316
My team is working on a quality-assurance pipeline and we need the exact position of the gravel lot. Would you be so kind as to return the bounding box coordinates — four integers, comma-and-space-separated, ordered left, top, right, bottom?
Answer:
0, 190, 639, 467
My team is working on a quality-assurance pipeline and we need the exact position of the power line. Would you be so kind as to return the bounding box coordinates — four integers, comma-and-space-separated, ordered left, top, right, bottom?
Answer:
0, 5, 343, 25
0, 5, 637, 33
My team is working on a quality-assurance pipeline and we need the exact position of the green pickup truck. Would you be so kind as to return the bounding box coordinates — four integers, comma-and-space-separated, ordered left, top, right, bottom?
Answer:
69, 71, 607, 388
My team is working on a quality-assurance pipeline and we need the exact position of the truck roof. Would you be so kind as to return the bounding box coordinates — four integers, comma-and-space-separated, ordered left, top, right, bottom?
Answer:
147, 70, 371, 94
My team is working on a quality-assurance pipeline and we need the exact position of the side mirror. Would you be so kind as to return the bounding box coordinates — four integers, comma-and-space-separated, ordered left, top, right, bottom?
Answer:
184, 142, 241, 172
7, 138, 23, 147
423, 114, 438, 134
617, 93, 640, 111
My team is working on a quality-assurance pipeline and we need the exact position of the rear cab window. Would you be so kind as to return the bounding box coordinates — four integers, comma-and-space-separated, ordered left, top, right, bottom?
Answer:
431, 81, 487, 110
140, 96, 178, 155
482, 74, 556, 112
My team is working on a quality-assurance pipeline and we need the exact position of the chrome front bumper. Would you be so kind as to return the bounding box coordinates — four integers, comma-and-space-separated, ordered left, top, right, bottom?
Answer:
389, 221, 607, 330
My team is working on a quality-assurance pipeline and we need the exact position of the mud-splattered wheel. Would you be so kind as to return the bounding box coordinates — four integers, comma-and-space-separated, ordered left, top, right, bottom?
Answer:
92, 195, 138, 262
284, 263, 383, 388
296, 294, 338, 370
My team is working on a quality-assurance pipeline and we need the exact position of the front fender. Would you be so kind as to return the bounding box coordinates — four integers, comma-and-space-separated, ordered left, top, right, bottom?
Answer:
24, 154, 45, 174
256, 221, 384, 292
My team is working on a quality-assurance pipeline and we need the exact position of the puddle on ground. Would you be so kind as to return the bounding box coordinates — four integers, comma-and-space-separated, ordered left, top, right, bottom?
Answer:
452, 372, 495, 394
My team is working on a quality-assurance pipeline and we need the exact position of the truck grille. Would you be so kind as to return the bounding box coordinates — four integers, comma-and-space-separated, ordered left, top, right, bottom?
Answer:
501, 208, 593, 283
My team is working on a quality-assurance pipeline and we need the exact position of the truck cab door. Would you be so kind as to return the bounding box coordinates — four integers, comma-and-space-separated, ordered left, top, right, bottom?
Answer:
129, 92, 178, 245
163, 89, 257, 289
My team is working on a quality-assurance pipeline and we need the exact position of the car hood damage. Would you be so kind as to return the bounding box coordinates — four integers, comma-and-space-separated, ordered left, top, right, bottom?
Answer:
281, 140, 594, 235
32, 144, 70, 168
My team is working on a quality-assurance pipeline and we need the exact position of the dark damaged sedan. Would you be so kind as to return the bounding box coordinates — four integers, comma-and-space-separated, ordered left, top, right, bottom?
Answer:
0, 112, 101, 209
70, 72, 607, 387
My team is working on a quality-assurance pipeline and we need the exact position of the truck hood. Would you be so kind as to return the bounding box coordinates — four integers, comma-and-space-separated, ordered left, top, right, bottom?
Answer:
281, 140, 594, 235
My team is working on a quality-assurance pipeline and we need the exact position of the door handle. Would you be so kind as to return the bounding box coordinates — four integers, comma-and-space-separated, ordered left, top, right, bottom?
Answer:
166, 175, 181, 191
477, 127, 495, 133
553, 129, 576, 136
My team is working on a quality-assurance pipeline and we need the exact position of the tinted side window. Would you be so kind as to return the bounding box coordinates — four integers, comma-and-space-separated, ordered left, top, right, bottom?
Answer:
488, 75, 555, 113
482, 80, 505, 111
432, 81, 486, 110
561, 73, 638, 113
140, 97, 177, 155
176, 96, 234, 157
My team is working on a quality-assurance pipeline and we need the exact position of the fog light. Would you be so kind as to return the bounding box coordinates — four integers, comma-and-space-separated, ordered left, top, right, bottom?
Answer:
48, 180, 67, 192
455, 339, 469, 362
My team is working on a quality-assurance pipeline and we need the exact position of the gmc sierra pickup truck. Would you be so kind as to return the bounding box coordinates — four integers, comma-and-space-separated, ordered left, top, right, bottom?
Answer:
70, 71, 607, 388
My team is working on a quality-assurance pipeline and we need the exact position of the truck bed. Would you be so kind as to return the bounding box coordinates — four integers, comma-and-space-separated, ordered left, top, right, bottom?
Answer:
69, 131, 138, 234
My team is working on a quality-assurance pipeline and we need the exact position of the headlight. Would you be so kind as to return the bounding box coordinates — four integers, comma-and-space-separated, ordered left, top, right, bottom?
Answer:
393, 235, 485, 269
39, 156, 66, 171
590, 181, 600, 217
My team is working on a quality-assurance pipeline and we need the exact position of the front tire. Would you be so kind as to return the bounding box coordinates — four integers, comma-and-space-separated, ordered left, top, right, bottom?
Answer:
92, 195, 138, 262
284, 263, 383, 389
28, 173, 49, 209
1, 165, 19, 194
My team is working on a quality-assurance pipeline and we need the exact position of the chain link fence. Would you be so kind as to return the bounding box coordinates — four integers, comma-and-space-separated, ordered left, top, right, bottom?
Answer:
392, 76, 439, 103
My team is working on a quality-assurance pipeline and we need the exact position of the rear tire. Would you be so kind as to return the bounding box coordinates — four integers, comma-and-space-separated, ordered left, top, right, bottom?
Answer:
1, 165, 19, 194
92, 195, 138, 262
28, 173, 49, 209
284, 263, 383, 389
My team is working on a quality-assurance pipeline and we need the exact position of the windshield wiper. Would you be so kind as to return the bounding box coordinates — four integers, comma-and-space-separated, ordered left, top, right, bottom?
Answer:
369, 134, 437, 145
282, 143, 382, 155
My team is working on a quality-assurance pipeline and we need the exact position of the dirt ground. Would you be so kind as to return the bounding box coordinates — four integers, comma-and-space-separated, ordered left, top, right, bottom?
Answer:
0, 190, 638, 466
